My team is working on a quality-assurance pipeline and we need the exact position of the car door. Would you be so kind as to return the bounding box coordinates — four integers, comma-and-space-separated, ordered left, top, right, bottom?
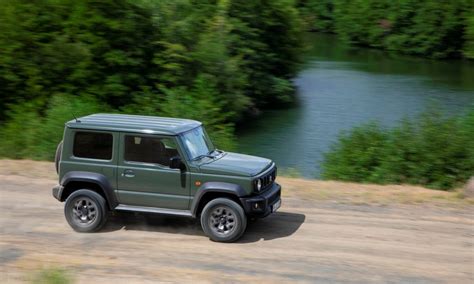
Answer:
116, 133, 191, 210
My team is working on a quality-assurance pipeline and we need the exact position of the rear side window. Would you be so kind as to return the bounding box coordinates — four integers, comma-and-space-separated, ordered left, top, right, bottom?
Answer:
73, 132, 113, 160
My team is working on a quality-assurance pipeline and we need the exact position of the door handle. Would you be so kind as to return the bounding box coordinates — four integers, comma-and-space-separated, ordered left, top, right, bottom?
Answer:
121, 169, 135, 178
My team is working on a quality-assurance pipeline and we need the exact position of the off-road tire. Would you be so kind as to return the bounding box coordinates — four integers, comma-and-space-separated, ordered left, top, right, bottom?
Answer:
200, 198, 247, 242
64, 189, 108, 233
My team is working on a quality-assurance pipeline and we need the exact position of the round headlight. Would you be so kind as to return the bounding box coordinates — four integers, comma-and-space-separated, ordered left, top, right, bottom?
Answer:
256, 179, 262, 191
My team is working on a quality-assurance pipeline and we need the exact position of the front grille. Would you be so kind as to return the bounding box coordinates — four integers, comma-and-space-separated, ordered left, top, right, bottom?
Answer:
260, 167, 277, 191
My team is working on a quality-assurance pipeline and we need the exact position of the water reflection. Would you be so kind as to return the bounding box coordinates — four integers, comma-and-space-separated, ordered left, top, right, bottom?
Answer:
237, 33, 474, 178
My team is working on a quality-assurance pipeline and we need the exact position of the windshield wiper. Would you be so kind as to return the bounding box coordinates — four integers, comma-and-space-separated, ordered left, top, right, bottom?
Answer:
191, 154, 215, 161
192, 149, 223, 161
210, 149, 224, 155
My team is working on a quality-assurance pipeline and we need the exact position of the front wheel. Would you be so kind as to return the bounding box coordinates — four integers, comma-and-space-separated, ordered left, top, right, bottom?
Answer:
200, 198, 247, 242
64, 189, 108, 232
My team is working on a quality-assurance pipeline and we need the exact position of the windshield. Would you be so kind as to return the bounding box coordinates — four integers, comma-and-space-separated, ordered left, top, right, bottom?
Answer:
181, 126, 215, 160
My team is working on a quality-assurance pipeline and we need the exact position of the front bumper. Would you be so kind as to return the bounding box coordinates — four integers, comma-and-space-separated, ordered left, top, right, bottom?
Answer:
52, 184, 64, 201
240, 182, 281, 218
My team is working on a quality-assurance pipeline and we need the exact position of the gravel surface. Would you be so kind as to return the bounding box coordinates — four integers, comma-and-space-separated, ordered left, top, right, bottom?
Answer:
0, 173, 473, 283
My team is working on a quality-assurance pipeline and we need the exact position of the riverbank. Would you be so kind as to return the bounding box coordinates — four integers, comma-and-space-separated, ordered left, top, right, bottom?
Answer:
1, 159, 472, 208
237, 33, 474, 178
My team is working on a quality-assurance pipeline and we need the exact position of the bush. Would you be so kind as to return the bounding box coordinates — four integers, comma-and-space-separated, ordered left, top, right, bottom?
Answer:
322, 123, 389, 183
297, 0, 335, 32
0, 95, 107, 160
157, 75, 236, 150
0, 0, 303, 160
0, 101, 42, 159
297, 0, 473, 59
322, 108, 474, 190
465, 13, 474, 59
0, 0, 157, 120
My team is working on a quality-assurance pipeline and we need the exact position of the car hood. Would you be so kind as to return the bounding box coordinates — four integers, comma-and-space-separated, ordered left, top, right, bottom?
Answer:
198, 152, 272, 177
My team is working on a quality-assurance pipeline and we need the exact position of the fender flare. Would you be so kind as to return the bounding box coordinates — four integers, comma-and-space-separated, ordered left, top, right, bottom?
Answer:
60, 171, 118, 210
190, 182, 247, 217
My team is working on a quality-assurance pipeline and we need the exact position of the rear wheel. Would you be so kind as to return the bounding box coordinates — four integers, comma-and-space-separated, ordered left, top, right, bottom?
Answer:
64, 189, 108, 232
200, 198, 247, 242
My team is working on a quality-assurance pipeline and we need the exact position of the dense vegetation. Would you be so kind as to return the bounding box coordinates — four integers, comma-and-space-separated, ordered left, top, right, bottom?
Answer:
0, 0, 302, 159
0, 0, 471, 190
322, 109, 474, 190
297, 0, 474, 59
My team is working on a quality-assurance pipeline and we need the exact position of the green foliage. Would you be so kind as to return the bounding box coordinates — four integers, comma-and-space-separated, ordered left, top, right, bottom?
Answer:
322, 123, 389, 183
0, 102, 43, 159
333, 0, 390, 48
228, 0, 303, 106
279, 167, 303, 178
297, 0, 334, 32
465, 13, 474, 59
322, 109, 474, 190
382, 0, 468, 58
0, 0, 302, 159
0, 0, 157, 120
159, 75, 236, 150
0, 95, 107, 160
32, 268, 72, 284
297, 0, 474, 59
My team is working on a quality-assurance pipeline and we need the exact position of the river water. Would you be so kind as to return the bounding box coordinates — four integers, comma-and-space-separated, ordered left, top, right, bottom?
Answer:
237, 33, 474, 178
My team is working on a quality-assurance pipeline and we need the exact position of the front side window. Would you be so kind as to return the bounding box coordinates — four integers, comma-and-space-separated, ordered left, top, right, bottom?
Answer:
124, 135, 179, 167
181, 126, 214, 160
73, 132, 113, 160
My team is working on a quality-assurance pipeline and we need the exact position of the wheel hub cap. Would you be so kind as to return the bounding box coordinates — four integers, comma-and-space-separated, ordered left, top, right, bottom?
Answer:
209, 206, 236, 236
81, 207, 88, 215
72, 197, 97, 226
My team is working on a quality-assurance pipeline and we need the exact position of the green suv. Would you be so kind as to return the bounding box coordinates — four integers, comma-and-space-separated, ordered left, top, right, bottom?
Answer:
52, 114, 281, 242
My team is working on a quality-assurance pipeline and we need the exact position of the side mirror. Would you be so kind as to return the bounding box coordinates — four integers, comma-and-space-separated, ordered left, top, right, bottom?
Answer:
169, 156, 183, 170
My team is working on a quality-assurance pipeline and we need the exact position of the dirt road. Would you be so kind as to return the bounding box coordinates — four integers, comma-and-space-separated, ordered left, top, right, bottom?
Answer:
0, 160, 473, 283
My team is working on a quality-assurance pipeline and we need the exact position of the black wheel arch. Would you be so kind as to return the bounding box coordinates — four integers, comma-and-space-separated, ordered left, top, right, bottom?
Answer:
191, 182, 247, 217
60, 171, 118, 210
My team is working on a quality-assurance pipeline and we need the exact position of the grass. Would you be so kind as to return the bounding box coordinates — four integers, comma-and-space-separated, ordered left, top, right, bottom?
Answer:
31, 268, 72, 284
279, 177, 474, 207
278, 167, 303, 178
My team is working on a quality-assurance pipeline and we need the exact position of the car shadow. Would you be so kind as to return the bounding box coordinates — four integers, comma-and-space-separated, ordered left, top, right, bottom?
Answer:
238, 212, 306, 243
101, 211, 305, 243
102, 212, 205, 236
